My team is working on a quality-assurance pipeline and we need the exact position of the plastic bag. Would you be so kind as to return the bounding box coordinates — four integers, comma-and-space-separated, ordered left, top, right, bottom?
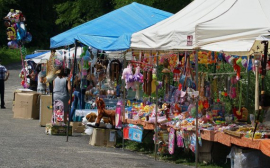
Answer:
85, 127, 94, 135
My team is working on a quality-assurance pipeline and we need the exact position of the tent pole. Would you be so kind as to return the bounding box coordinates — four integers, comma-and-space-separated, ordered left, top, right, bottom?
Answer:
155, 51, 159, 161
51, 82, 53, 123
67, 42, 78, 142
122, 52, 126, 151
246, 70, 250, 108
253, 41, 268, 139
195, 49, 199, 168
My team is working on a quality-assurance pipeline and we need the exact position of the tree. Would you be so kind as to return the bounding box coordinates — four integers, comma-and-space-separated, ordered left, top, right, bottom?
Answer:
0, 0, 62, 48
55, 0, 114, 28
113, 0, 192, 14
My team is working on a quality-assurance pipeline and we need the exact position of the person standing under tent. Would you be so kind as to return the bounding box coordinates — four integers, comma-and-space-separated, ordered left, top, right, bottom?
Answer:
70, 74, 83, 121
37, 71, 46, 94
0, 59, 9, 109
53, 68, 71, 123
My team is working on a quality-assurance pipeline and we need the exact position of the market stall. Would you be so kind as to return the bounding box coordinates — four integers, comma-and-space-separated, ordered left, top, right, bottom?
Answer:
124, 0, 270, 166
15, 0, 268, 167
47, 2, 173, 143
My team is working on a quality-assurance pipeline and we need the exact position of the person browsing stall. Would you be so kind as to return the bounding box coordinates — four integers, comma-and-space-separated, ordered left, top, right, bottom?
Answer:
53, 68, 71, 123
0, 59, 9, 109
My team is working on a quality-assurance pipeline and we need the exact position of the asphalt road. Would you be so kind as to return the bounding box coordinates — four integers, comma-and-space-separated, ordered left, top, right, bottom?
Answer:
0, 63, 192, 168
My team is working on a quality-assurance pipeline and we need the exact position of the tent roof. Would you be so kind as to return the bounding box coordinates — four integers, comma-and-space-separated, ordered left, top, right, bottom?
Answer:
196, 0, 270, 55
50, 2, 172, 51
25, 51, 49, 59
25, 47, 82, 63
130, 0, 237, 50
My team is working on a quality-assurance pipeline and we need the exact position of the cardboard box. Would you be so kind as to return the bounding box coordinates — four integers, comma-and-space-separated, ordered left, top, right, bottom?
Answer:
199, 152, 212, 163
70, 122, 85, 133
39, 95, 52, 126
45, 123, 72, 136
13, 91, 40, 119
89, 128, 107, 146
89, 128, 116, 147
107, 129, 116, 147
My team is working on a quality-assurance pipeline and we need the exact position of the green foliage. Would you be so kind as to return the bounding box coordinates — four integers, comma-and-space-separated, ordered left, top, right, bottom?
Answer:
113, 0, 192, 14
0, 47, 35, 65
0, 0, 192, 49
55, 0, 114, 28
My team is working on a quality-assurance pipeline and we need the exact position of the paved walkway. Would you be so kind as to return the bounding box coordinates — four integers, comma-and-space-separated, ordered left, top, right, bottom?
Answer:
0, 63, 191, 168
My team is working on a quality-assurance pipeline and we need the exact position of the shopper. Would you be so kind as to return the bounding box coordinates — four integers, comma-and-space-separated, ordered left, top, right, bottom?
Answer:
28, 69, 38, 91
37, 70, 46, 94
0, 59, 9, 109
70, 74, 84, 121
53, 68, 71, 123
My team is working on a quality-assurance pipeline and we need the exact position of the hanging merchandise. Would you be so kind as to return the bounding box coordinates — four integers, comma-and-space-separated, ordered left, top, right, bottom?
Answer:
162, 59, 171, 94
133, 65, 143, 100
147, 68, 152, 95
142, 64, 153, 96
122, 64, 134, 90
189, 133, 196, 153
168, 128, 175, 154
229, 76, 237, 99
173, 64, 181, 82
233, 58, 241, 80
95, 58, 107, 89
109, 59, 122, 83
4, 9, 31, 48
176, 131, 184, 148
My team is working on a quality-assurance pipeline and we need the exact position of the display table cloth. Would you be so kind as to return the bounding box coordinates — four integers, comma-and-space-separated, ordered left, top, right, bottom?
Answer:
200, 130, 270, 157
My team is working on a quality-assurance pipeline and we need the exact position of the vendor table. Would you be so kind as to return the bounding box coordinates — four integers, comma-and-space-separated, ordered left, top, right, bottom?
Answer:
125, 119, 155, 130
123, 119, 270, 157
200, 130, 270, 157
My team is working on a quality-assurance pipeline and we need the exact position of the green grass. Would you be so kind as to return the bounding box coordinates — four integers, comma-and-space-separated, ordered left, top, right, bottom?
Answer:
0, 46, 35, 65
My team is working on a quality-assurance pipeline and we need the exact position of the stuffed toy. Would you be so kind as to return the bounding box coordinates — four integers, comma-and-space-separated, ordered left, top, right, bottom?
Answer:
3, 9, 15, 21
85, 112, 97, 122
7, 27, 16, 40
122, 64, 134, 89
95, 97, 116, 127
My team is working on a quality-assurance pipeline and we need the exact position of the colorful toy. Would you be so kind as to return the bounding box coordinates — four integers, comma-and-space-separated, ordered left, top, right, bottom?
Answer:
122, 64, 134, 90
4, 9, 31, 47
115, 100, 123, 129
95, 97, 116, 127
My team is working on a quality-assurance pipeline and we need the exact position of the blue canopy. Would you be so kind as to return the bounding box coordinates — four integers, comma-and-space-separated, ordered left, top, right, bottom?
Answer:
50, 2, 172, 51
25, 51, 49, 59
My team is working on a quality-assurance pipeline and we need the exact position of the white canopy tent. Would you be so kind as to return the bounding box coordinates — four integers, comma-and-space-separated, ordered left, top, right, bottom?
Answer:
25, 47, 83, 63
131, 0, 270, 56
196, 0, 270, 55
130, 0, 237, 50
